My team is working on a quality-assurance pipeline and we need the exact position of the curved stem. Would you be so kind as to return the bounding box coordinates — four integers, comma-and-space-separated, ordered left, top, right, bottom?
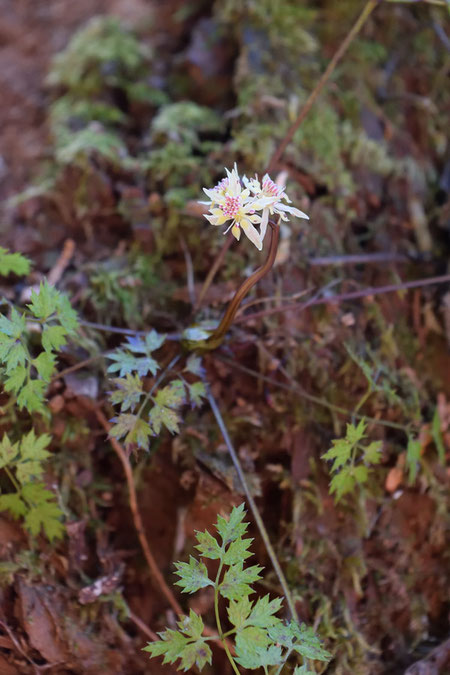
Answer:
204, 222, 280, 350
214, 560, 241, 675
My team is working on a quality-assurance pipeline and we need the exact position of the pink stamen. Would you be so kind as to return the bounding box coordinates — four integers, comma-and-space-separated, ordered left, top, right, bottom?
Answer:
222, 195, 241, 218
262, 176, 280, 197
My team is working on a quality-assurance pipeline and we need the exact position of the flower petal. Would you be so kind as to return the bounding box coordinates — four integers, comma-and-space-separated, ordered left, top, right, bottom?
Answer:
211, 212, 229, 225
204, 214, 220, 225
260, 208, 269, 241
203, 188, 225, 203
276, 203, 309, 219
251, 196, 278, 210
231, 224, 241, 241
241, 219, 263, 250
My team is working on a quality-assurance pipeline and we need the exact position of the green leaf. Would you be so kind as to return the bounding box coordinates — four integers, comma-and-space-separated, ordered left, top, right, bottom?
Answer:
179, 639, 212, 671
329, 467, 355, 502
235, 626, 282, 669
247, 594, 283, 628
143, 626, 211, 672
223, 536, 254, 565
0, 493, 27, 518
188, 381, 206, 408
3, 341, 27, 373
15, 431, 51, 484
3, 366, 27, 394
149, 403, 181, 435
346, 419, 367, 445
107, 332, 163, 378
154, 380, 186, 409
27, 280, 78, 334
220, 562, 263, 600
0, 435, 19, 469
294, 666, 313, 674
17, 379, 47, 413
32, 351, 56, 382
0, 308, 26, 338
321, 438, 352, 471
127, 331, 165, 354
363, 441, 383, 464
21, 482, 64, 541
177, 609, 204, 640
42, 325, 67, 352
143, 629, 189, 663
184, 354, 205, 377
406, 437, 422, 484
194, 529, 222, 560
109, 373, 143, 412
107, 349, 159, 378
227, 596, 253, 630
431, 408, 445, 464
174, 556, 213, 594
0, 335, 15, 362
268, 622, 331, 662
0, 247, 31, 276
216, 503, 248, 545
56, 294, 79, 333
28, 281, 59, 321
353, 465, 368, 485
109, 414, 152, 451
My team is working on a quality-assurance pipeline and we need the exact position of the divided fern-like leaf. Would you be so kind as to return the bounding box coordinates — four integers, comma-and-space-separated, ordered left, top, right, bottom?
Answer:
174, 556, 213, 594
0, 280, 79, 413
0, 248, 31, 277
322, 419, 382, 502
145, 503, 331, 673
0, 431, 63, 541
143, 609, 212, 671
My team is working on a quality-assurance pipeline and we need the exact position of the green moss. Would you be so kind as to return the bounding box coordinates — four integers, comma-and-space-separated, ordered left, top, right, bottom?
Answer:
47, 16, 151, 96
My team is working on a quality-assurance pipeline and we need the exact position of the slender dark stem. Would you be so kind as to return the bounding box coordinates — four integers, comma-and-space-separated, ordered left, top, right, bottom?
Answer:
235, 273, 450, 324
207, 386, 298, 621
216, 355, 410, 433
204, 222, 280, 350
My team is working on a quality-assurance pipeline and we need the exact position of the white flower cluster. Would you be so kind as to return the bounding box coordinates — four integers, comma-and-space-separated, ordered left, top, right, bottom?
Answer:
200, 164, 309, 250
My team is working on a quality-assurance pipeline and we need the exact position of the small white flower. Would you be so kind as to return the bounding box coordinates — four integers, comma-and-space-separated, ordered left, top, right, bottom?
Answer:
243, 173, 309, 241
201, 164, 277, 251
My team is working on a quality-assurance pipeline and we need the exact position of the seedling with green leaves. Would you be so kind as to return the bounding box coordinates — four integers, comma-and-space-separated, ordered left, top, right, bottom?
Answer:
108, 342, 206, 451
321, 419, 382, 502
0, 430, 64, 541
144, 504, 331, 673
0, 276, 79, 414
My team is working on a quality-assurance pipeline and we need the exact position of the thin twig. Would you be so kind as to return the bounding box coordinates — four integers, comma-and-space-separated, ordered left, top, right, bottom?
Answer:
206, 386, 299, 621
95, 408, 183, 616
307, 252, 410, 266
79, 319, 181, 341
195, 234, 234, 310
216, 355, 409, 433
47, 238, 75, 286
96, 404, 229, 653
235, 273, 450, 324
128, 610, 159, 642
266, 0, 379, 173
180, 236, 196, 307
235, 288, 312, 318
51, 355, 102, 383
